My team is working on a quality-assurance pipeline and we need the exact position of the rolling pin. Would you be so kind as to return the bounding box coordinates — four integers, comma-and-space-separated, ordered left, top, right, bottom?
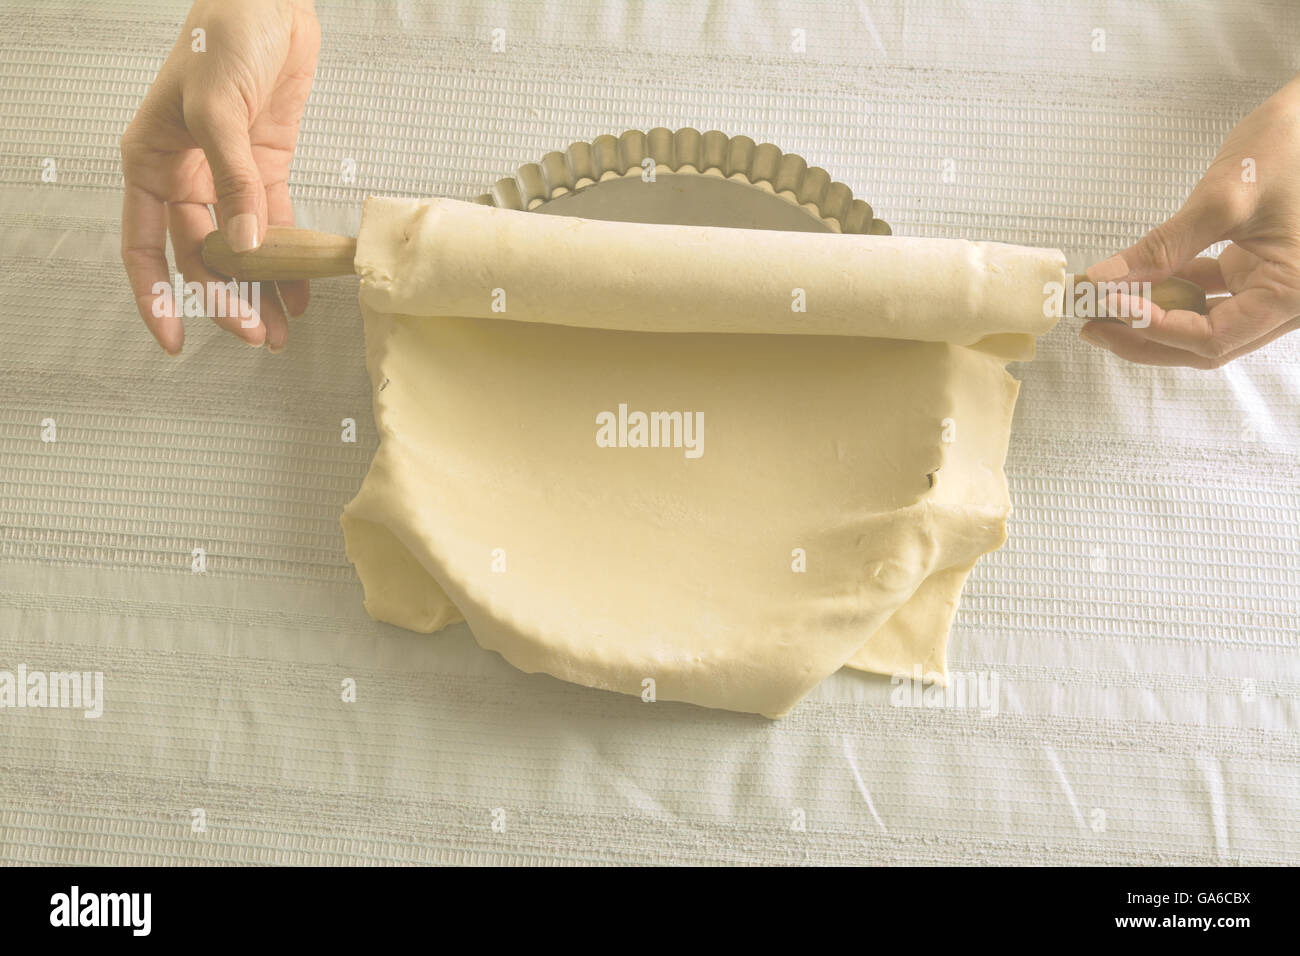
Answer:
201, 199, 1208, 333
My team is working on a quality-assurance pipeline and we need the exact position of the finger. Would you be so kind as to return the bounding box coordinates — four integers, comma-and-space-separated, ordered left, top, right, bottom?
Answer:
1079, 321, 1220, 369
121, 181, 182, 355
1216, 242, 1260, 291
265, 180, 309, 318
1086, 182, 1246, 284
167, 201, 266, 345
1101, 286, 1290, 359
1081, 306, 1299, 369
257, 280, 289, 353
1196, 288, 1298, 355
1218, 315, 1300, 362
184, 91, 266, 254
1173, 257, 1228, 295
1099, 314, 1300, 368
208, 196, 287, 351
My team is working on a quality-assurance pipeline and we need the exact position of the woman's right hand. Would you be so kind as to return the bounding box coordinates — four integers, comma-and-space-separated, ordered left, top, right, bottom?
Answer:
1081, 72, 1300, 368
120, 0, 319, 354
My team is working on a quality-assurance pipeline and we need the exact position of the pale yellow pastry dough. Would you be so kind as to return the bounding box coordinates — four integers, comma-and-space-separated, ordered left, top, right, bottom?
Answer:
341, 198, 1065, 717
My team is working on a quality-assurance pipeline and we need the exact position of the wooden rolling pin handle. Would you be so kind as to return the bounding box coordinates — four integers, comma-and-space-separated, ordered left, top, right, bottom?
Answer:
201, 226, 357, 281
1066, 274, 1208, 317
1147, 276, 1210, 314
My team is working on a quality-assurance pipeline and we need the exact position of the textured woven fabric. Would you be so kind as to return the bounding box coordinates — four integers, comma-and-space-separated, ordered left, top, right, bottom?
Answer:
0, 0, 1297, 865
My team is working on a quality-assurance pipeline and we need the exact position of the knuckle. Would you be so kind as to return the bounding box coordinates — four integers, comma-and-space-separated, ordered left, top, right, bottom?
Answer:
119, 127, 147, 167
1197, 183, 1252, 229
210, 165, 261, 202
1201, 338, 1233, 365
1205, 352, 1231, 369
180, 85, 226, 122
183, 76, 253, 126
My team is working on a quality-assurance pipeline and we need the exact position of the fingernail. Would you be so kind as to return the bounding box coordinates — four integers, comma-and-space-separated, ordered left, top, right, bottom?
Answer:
268, 343, 284, 355
1088, 254, 1129, 282
228, 213, 260, 253
1079, 327, 1104, 347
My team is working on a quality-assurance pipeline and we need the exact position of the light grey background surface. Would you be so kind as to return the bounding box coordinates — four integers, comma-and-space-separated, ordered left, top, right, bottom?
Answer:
0, 0, 1297, 864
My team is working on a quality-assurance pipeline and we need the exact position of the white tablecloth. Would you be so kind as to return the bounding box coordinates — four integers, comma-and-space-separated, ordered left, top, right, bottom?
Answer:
0, 0, 1296, 865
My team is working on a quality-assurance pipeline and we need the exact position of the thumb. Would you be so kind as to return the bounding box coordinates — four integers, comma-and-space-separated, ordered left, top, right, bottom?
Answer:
188, 97, 266, 253
1088, 184, 1235, 284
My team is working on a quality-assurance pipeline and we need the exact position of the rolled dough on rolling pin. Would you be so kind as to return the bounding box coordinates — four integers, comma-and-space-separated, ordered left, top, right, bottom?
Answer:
351, 197, 1067, 345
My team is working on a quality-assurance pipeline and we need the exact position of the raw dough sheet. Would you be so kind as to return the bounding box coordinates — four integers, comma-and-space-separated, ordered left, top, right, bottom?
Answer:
342, 197, 1066, 716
